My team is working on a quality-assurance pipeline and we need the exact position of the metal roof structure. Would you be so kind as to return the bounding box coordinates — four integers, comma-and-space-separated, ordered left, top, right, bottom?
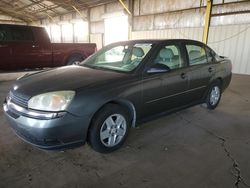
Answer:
0, 0, 117, 23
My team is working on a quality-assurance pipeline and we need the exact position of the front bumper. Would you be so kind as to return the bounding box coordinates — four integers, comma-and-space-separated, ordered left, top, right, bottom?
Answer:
3, 102, 91, 150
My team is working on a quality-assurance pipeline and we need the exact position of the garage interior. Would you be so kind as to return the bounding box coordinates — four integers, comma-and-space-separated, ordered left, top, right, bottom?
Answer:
0, 0, 250, 187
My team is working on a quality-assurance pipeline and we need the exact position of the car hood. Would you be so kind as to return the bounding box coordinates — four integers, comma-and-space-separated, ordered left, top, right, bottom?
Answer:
11, 65, 129, 100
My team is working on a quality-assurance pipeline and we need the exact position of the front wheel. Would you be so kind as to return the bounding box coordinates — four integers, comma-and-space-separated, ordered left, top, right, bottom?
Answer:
88, 104, 130, 153
205, 81, 222, 110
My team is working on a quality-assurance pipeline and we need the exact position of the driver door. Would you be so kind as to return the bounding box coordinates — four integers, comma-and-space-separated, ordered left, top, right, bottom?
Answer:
141, 42, 190, 117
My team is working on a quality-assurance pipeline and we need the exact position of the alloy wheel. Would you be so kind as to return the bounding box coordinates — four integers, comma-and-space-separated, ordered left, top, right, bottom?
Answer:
100, 114, 127, 147
210, 86, 220, 106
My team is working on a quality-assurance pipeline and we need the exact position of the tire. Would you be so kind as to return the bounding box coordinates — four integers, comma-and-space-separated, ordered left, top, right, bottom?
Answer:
88, 104, 131, 153
205, 80, 222, 110
67, 54, 84, 65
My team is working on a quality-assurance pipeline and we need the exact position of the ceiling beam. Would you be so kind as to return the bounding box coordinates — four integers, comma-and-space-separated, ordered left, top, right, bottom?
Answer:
29, 0, 59, 15
118, 0, 131, 15
0, 0, 118, 23
17, 0, 44, 11
72, 5, 87, 21
32, 5, 61, 14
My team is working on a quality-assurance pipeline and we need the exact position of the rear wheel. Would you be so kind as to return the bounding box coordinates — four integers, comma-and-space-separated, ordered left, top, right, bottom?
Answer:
88, 104, 130, 153
205, 81, 222, 110
67, 54, 84, 65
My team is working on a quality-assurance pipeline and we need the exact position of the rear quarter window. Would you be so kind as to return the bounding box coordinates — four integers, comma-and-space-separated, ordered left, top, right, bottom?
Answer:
205, 47, 216, 63
9, 26, 34, 41
0, 25, 11, 41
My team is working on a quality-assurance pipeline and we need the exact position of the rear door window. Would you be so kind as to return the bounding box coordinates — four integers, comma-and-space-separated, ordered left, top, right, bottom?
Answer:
9, 26, 34, 41
186, 44, 207, 66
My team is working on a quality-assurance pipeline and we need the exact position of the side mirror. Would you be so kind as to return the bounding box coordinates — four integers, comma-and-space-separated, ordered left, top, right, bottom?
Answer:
147, 63, 170, 74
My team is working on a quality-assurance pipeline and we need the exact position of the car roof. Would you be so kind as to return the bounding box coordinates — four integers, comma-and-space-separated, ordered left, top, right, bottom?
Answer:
113, 39, 206, 45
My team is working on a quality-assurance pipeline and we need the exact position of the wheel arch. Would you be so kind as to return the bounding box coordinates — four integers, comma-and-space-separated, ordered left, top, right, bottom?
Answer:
216, 77, 223, 85
213, 77, 224, 91
203, 77, 223, 101
109, 99, 137, 128
210, 76, 223, 85
86, 99, 137, 143
89, 99, 137, 129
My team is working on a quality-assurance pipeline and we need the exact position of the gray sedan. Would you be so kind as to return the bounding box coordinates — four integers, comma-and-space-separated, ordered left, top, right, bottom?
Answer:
3, 39, 232, 153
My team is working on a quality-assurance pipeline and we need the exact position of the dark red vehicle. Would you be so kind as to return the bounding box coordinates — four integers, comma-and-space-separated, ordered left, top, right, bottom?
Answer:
0, 24, 96, 70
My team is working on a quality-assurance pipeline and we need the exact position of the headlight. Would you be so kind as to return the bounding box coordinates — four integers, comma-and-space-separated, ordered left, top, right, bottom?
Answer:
28, 91, 75, 112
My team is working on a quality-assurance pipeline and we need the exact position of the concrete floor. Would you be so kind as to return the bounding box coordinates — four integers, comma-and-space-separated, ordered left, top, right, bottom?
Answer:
0, 74, 249, 188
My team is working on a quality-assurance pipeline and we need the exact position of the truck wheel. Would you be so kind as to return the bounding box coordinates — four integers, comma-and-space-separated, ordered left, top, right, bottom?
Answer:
67, 54, 84, 65
205, 80, 222, 110
88, 104, 131, 153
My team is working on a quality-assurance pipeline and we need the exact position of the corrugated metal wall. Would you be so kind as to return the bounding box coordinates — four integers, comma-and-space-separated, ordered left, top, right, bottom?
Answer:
90, 33, 103, 50
131, 27, 203, 40
130, 0, 250, 75
208, 24, 250, 75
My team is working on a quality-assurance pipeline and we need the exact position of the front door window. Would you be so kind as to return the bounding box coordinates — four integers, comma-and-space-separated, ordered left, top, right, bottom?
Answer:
154, 45, 183, 70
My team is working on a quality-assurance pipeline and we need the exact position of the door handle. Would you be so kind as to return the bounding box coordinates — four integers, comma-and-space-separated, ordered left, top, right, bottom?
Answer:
208, 67, 214, 73
0, 44, 7, 47
180, 73, 186, 79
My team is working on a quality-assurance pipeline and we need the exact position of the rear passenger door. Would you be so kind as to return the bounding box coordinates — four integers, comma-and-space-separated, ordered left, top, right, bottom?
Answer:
184, 42, 216, 102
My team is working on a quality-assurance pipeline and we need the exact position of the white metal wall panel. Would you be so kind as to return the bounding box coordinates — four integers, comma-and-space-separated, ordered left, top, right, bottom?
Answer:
90, 21, 104, 34
131, 27, 203, 41
106, 1, 127, 12
139, 0, 202, 15
133, 8, 206, 31
211, 13, 250, 26
208, 24, 250, 75
90, 5, 105, 22
90, 33, 103, 50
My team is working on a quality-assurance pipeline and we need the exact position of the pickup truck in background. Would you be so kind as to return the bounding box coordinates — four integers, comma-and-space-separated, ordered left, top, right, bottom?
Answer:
0, 24, 97, 70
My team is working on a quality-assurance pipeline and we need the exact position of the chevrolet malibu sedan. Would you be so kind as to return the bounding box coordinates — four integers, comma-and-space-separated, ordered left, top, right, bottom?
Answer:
3, 39, 232, 153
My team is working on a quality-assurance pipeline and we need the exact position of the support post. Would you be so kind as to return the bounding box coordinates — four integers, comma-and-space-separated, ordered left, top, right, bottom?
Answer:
202, 0, 213, 44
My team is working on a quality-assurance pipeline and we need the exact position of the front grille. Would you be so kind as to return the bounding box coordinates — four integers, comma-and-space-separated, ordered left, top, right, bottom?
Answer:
9, 92, 28, 108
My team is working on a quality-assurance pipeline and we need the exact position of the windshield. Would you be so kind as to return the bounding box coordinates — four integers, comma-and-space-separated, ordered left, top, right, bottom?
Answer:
81, 42, 153, 72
